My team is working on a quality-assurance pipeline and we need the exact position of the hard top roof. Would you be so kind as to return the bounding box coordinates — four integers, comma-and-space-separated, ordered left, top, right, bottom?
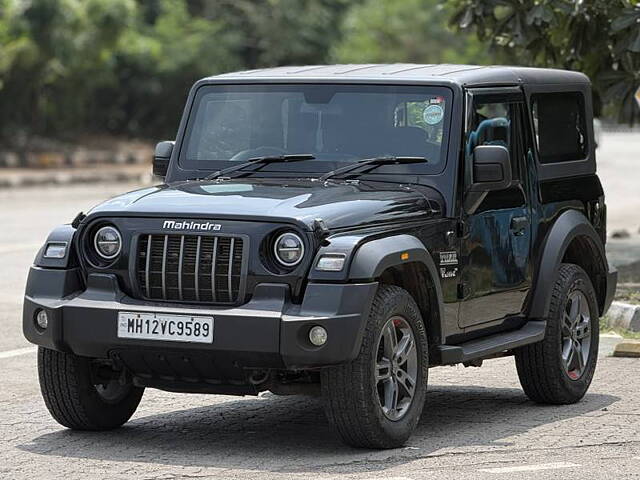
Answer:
205, 64, 590, 87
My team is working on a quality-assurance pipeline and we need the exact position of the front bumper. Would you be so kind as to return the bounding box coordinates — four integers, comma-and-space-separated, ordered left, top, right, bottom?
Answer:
23, 267, 377, 375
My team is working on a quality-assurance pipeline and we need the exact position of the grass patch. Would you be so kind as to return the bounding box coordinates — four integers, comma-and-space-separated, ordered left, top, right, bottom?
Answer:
600, 316, 640, 339
615, 287, 640, 305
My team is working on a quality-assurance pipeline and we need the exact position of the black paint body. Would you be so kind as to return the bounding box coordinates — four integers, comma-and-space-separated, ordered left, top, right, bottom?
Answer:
23, 65, 617, 393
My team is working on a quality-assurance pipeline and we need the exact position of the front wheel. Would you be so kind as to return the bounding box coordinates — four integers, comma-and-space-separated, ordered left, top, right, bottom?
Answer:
38, 347, 144, 430
321, 285, 429, 449
515, 263, 599, 404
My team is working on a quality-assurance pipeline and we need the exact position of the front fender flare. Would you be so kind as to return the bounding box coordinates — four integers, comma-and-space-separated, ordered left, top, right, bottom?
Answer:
349, 234, 445, 323
34, 224, 78, 269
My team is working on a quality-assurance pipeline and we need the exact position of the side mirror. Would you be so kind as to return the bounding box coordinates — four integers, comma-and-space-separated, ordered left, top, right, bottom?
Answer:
470, 145, 512, 192
153, 141, 174, 179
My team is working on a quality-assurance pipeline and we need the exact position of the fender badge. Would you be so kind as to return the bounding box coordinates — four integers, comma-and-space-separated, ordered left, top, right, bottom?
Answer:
439, 251, 458, 265
440, 267, 458, 279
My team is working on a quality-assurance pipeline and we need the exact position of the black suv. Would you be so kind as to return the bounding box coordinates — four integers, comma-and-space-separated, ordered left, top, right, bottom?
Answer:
24, 65, 617, 449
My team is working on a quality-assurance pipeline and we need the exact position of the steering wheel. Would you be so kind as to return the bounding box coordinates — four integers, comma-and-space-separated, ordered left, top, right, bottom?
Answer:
229, 146, 288, 162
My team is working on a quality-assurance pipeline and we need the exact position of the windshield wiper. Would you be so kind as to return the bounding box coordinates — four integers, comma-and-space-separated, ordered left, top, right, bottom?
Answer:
205, 154, 315, 180
318, 156, 427, 182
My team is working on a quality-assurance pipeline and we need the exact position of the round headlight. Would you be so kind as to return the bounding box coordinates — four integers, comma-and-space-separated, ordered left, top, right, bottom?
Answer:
273, 232, 304, 267
94, 226, 122, 260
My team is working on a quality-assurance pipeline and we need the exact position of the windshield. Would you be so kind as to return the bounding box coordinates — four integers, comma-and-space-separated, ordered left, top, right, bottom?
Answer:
181, 84, 452, 176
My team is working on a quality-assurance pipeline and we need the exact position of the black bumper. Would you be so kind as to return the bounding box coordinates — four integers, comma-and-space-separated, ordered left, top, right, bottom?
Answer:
23, 267, 377, 374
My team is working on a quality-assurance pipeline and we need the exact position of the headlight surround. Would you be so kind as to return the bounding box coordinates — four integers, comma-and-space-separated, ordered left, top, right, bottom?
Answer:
273, 232, 304, 267
93, 225, 122, 260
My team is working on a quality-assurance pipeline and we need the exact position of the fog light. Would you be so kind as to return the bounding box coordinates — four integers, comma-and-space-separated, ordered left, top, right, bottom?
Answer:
309, 325, 328, 346
35, 309, 48, 330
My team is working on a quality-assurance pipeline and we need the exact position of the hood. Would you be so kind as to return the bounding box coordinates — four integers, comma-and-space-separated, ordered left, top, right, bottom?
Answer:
88, 178, 442, 230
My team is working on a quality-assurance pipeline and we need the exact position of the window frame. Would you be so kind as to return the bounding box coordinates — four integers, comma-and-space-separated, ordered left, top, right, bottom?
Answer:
178, 83, 455, 176
530, 91, 589, 165
463, 87, 525, 190
522, 82, 595, 181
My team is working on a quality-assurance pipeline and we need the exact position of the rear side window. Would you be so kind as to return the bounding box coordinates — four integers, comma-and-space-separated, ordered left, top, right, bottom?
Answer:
531, 92, 588, 164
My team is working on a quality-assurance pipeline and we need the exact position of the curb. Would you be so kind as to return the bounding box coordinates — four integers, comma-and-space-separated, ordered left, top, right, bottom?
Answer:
613, 340, 640, 358
0, 169, 154, 190
606, 301, 640, 332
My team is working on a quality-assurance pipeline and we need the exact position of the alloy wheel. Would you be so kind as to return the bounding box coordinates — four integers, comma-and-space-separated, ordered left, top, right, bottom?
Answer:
561, 290, 592, 380
375, 315, 418, 421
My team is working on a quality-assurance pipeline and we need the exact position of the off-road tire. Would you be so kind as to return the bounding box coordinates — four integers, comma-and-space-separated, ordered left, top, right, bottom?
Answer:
321, 285, 429, 449
38, 347, 144, 430
515, 263, 599, 404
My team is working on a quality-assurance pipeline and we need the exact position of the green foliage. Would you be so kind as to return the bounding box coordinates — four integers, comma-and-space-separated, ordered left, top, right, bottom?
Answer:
449, 0, 640, 123
0, 0, 350, 141
332, 0, 490, 64
0, 0, 638, 142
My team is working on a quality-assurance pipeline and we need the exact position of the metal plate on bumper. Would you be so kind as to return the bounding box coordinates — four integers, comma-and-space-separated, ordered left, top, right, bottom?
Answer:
117, 311, 213, 344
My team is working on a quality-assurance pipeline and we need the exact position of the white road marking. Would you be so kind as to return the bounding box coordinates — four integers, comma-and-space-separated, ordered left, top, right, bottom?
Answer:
478, 462, 580, 474
0, 347, 37, 359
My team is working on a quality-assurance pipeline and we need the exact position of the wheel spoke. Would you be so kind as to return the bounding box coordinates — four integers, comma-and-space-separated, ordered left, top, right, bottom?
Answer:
396, 369, 416, 398
575, 340, 585, 372
576, 321, 591, 340
563, 340, 575, 371
569, 294, 581, 325
376, 358, 392, 382
383, 378, 399, 413
562, 313, 573, 335
382, 323, 398, 359
394, 333, 415, 365
562, 339, 573, 362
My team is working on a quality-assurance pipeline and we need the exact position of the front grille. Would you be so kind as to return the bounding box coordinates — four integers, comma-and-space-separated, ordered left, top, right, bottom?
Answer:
137, 234, 244, 304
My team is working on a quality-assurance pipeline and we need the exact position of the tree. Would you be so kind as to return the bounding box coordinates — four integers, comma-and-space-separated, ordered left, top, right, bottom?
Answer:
195, 0, 353, 68
332, 0, 490, 65
449, 0, 640, 123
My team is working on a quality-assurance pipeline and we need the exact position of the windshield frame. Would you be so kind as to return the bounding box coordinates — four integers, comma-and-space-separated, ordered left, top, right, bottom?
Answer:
177, 83, 454, 178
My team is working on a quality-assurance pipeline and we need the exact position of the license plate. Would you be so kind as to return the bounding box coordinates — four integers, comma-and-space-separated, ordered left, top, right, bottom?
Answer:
117, 312, 213, 344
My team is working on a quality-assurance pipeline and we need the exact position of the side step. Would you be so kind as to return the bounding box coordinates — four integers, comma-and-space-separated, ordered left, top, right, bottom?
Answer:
435, 321, 546, 365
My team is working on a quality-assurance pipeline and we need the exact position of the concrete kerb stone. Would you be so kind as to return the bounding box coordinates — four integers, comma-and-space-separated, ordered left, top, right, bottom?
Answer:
607, 301, 640, 332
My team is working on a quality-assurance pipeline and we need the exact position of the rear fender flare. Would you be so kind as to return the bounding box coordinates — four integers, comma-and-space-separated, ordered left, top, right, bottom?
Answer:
528, 209, 607, 319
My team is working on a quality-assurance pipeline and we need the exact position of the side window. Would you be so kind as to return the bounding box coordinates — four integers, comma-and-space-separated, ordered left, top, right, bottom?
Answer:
467, 100, 519, 181
531, 92, 587, 163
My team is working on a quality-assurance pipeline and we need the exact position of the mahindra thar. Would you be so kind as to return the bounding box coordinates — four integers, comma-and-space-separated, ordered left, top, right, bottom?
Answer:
24, 64, 617, 448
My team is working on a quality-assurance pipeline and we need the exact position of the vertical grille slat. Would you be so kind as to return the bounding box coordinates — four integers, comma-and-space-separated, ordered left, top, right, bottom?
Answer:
145, 234, 152, 298
161, 235, 168, 300
194, 236, 201, 302
228, 238, 235, 303
177, 235, 185, 301
211, 237, 218, 303
137, 233, 244, 305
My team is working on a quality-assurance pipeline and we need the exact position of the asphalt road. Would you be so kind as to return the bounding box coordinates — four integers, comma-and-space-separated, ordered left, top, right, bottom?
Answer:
1, 180, 639, 480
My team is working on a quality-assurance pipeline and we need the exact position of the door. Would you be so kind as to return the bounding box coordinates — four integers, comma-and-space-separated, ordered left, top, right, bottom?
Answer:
458, 89, 533, 328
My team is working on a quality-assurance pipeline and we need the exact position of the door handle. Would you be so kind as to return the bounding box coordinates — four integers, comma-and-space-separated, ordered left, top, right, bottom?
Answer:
510, 216, 528, 236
